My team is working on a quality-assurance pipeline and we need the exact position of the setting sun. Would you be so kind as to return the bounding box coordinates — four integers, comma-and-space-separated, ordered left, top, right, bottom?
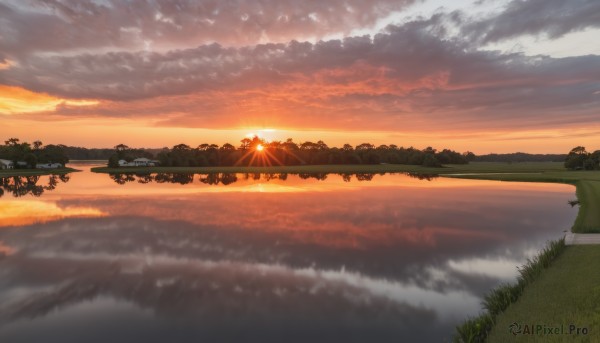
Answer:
256, 144, 264, 152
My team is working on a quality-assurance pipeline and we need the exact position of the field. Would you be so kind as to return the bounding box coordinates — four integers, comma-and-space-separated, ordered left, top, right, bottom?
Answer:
487, 246, 600, 343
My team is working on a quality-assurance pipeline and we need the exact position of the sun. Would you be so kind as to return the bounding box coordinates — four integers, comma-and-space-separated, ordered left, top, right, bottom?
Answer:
256, 144, 264, 152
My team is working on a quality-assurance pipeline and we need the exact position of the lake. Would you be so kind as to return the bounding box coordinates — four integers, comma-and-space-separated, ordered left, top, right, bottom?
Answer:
0, 163, 578, 342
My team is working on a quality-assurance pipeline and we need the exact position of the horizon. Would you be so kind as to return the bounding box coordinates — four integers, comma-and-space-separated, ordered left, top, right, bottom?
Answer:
1, 0, 599, 154
0, 135, 579, 156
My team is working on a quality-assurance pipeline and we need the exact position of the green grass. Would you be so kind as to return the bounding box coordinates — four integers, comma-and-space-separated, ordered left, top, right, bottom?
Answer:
572, 181, 600, 233
0, 167, 78, 177
487, 246, 600, 343
453, 239, 567, 343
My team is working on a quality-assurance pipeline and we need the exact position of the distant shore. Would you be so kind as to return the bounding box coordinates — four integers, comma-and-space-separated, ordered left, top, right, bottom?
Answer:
90, 161, 565, 175
90, 161, 599, 233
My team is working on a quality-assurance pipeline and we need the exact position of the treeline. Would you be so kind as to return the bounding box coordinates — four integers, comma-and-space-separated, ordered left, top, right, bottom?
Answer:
108, 136, 470, 168
0, 138, 69, 168
472, 153, 567, 163
564, 146, 600, 170
62, 146, 164, 160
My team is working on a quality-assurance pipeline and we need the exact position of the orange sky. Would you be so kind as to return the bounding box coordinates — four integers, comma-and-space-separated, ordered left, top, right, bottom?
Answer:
1, 1, 599, 153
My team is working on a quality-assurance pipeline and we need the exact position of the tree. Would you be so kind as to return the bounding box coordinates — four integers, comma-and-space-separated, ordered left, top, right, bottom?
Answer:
108, 155, 120, 168
115, 144, 130, 152
422, 154, 441, 167
565, 146, 589, 170
4, 138, 20, 146
342, 144, 353, 151
239, 138, 251, 150
24, 153, 37, 168
114, 144, 130, 159
221, 143, 236, 151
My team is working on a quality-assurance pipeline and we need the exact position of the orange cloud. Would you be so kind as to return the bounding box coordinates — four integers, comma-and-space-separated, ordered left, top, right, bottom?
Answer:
0, 85, 98, 115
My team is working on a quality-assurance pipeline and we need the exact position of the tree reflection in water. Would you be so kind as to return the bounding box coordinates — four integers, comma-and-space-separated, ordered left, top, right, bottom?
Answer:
107, 172, 440, 185
0, 174, 71, 198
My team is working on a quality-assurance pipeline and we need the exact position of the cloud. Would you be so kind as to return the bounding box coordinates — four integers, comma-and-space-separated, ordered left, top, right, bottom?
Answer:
3, 16, 599, 131
462, 0, 600, 43
1, 1, 599, 135
0, 0, 417, 55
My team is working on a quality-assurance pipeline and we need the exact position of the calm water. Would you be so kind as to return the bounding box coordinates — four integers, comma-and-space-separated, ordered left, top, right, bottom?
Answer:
0, 163, 577, 342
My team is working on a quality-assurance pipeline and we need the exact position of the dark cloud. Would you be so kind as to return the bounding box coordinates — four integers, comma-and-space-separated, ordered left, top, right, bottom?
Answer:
1, 1, 599, 133
0, 0, 417, 56
462, 0, 600, 43
3, 16, 599, 131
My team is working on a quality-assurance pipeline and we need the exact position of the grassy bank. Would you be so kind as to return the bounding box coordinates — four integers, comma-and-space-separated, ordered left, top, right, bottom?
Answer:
0, 167, 78, 177
572, 181, 600, 233
487, 245, 600, 342
453, 239, 568, 343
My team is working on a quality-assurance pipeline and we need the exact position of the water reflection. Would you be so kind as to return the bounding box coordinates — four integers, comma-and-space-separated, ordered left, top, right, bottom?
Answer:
107, 171, 438, 186
0, 174, 71, 198
0, 167, 577, 343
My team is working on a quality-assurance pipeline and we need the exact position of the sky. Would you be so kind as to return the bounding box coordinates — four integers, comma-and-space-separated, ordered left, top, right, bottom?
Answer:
0, 0, 599, 153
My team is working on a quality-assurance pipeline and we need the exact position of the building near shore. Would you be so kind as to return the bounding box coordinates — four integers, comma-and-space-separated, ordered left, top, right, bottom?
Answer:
118, 158, 159, 167
36, 163, 63, 169
0, 159, 14, 169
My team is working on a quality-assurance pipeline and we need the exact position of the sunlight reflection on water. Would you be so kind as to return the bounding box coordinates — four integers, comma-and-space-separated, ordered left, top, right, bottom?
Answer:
0, 163, 577, 342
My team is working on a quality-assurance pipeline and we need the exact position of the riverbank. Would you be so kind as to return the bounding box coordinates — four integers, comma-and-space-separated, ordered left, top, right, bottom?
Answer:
445, 167, 600, 341
0, 167, 79, 177
487, 245, 600, 342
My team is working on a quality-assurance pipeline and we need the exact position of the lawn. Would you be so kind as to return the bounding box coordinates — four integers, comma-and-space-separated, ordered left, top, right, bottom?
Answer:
572, 181, 600, 233
487, 246, 600, 343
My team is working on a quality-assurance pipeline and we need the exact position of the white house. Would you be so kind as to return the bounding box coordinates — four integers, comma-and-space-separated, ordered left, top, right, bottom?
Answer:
133, 158, 159, 167
0, 159, 14, 170
117, 158, 158, 167
133, 158, 153, 167
36, 163, 63, 169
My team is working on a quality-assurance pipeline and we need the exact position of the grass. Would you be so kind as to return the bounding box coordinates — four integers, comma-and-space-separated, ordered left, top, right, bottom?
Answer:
0, 167, 78, 177
572, 181, 600, 233
487, 246, 600, 343
453, 239, 567, 343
